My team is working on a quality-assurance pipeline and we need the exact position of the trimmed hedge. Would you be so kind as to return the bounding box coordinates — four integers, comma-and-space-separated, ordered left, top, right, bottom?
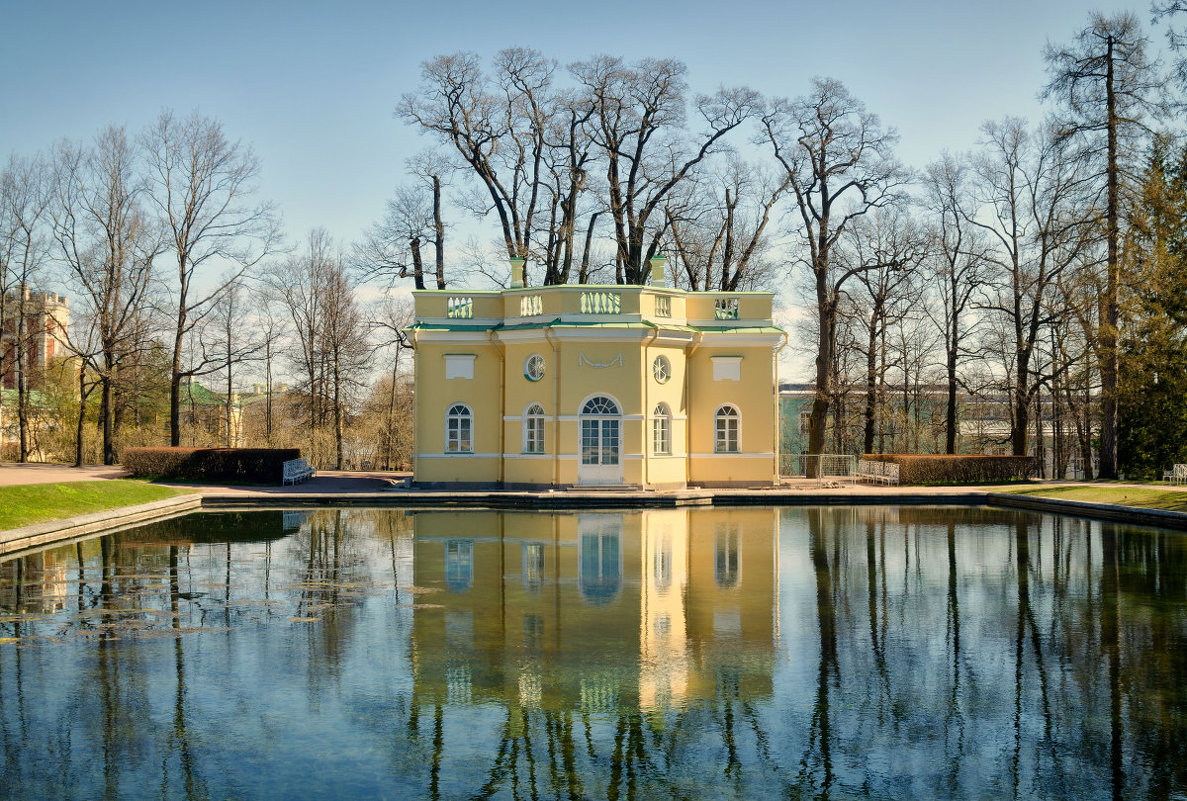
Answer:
123, 447, 301, 483
862, 454, 1037, 485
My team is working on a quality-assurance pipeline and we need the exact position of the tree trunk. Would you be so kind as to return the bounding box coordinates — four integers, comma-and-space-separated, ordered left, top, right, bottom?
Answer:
333, 356, 344, 470
1099, 36, 1120, 479
946, 317, 959, 454
862, 317, 878, 455
433, 175, 446, 290
101, 370, 115, 466
75, 361, 87, 467
410, 237, 425, 290
16, 306, 28, 462
170, 328, 184, 446
807, 273, 834, 475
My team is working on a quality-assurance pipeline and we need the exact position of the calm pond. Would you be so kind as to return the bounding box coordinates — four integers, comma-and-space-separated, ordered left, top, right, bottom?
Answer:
1, 506, 1185, 800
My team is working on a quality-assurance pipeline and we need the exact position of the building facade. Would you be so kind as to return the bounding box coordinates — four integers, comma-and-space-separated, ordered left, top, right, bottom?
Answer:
408, 261, 784, 488
1, 288, 69, 390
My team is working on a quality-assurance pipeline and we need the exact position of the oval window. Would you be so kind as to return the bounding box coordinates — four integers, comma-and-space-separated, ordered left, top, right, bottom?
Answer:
653, 355, 671, 384
524, 354, 546, 382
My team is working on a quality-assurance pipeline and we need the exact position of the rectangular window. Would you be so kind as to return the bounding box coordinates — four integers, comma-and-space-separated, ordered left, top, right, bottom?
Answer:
447, 414, 472, 453
524, 415, 545, 453
716, 418, 739, 453
799, 410, 812, 436
653, 416, 671, 455
601, 420, 619, 465
581, 419, 600, 465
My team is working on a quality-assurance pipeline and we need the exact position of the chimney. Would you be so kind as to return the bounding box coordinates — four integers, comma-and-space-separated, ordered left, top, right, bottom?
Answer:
649, 252, 666, 286
510, 257, 525, 289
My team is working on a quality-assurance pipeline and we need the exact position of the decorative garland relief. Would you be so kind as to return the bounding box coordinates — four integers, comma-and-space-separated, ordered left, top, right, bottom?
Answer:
578, 352, 623, 369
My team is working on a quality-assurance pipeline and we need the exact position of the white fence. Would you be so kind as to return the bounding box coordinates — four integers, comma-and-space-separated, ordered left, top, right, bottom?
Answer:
779, 454, 858, 486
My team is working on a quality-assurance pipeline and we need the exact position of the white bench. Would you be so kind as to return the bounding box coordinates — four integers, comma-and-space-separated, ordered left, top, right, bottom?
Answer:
282, 458, 315, 485
856, 459, 899, 485
1164, 464, 1187, 486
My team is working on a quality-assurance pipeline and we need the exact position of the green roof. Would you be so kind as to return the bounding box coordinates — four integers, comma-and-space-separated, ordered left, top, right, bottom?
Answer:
0, 388, 51, 407
180, 381, 225, 406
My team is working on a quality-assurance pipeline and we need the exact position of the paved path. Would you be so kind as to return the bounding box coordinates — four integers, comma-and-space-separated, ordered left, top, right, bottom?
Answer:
1, 462, 1185, 496
156, 469, 410, 495
0, 463, 130, 486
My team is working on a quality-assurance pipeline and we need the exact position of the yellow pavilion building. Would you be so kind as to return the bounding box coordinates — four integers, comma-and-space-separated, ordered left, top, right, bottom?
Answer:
407, 258, 785, 489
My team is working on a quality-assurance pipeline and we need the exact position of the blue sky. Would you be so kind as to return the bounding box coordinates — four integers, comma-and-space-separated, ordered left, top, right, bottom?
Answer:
2, 0, 1156, 252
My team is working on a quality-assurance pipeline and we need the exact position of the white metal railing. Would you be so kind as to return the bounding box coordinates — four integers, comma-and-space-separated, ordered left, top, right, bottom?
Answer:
779, 453, 858, 486
714, 297, 739, 320
520, 294, 543, 316
446, 296, 474, 319
580, 291, 622, 314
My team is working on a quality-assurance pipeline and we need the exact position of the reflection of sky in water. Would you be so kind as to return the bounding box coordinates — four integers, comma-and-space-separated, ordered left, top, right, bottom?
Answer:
0, 506, 1185, 799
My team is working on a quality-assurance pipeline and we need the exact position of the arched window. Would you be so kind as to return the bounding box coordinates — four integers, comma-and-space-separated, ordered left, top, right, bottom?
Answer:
523, 403, 545, 453
652, 402, 671, 455
581, 396, 620, 416
446, 403, 472, 453
715, 405, 740, 453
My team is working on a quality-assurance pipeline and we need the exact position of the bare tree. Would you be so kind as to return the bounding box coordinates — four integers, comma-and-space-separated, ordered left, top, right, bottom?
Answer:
271, 230, 370, 468
967, 118, 1092, 457
762, 77, 910, 461
271, 231, 330, 464
1043, 12, 1163, 478
664, 157, 788, 291
357, 152, 450, 290
401, 49, 558, 282
843, 210, 928, 454
573, 56, 761, 284
51, 128, 162, 464
357, 184, 437, 290
204, 278, 267, 446
0, 153, 53, 460
368, 294, 414, 471
320, 255, 370, 469
923, 153, 992, 453
142, 109, 279, 448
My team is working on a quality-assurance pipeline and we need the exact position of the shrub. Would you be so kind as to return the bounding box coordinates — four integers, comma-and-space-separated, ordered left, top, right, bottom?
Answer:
862, 454, 1037, 485
123, 447, 301, 483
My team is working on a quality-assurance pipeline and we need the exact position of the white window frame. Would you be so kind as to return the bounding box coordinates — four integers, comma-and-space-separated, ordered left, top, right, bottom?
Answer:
446, 403, 473, 453
524, 353, 545, 382
799, 410, 812, 436
714, 404, 740, 454
522, 403, 546, 453
652, 354, 671, 384
652, 402, 671, 455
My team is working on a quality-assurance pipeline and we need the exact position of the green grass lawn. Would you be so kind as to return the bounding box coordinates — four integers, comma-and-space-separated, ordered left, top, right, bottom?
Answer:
996, 484, 1187, 513
0, 480, 190, 531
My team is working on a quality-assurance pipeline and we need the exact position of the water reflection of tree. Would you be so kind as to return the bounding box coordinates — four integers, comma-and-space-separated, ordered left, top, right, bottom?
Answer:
6, 508, 1187, 798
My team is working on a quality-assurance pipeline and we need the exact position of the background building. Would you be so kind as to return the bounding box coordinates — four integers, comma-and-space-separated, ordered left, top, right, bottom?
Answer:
1, 287, 68, 390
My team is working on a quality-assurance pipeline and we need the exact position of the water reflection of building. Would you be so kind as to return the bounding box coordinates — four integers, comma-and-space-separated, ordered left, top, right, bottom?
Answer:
0, 548, 74, 613
409, 508, 779, 714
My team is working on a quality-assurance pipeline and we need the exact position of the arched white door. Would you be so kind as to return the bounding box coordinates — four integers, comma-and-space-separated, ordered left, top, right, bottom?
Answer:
578, 395, 623, 485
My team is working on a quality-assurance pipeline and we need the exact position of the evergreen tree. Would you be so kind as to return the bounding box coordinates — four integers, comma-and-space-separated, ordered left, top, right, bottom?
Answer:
1118, 142, 1187, 477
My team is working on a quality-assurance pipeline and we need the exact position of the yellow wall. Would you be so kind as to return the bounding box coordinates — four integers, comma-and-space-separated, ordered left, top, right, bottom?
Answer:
411, 284, 781, 488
